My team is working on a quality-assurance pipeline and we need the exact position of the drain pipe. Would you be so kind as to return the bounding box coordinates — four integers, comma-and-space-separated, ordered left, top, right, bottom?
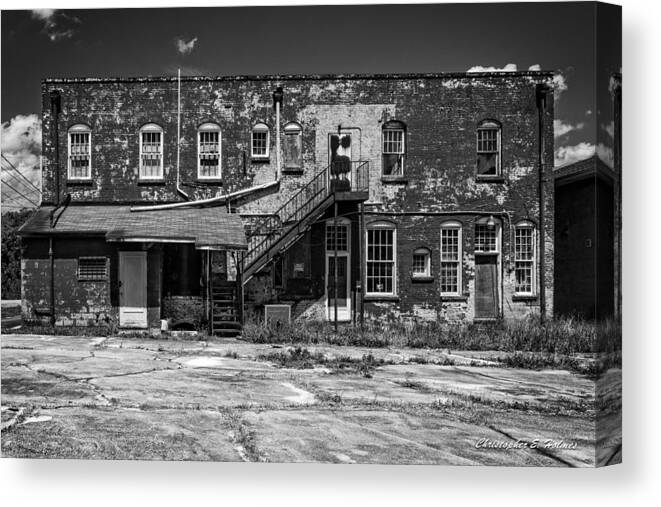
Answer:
176, 69, 190, 201
49, 89, 61, 206
273, 86, 283, 179
536, 83, 551, 323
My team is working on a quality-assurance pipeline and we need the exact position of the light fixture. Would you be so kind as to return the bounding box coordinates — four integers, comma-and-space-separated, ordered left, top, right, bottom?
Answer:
486, 215, 496, 229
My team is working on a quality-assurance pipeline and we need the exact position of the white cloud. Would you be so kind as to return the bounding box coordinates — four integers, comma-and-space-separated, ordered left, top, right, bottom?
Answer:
602, 121, 614, 138
466, 63, 518, 73
1, 114, 42, 208
175, 36, 199, 55
586, 109, 593, 116
528, 64, 542, 71
554, 142, 614, 169
31, 9, 80, 42
554, 119, 585, 138
552, 73, 568, 101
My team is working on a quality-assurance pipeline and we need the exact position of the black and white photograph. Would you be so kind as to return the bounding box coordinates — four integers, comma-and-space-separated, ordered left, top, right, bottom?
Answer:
1, 1, 622, 470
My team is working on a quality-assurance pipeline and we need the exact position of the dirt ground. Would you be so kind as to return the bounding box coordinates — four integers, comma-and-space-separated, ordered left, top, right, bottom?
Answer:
1, 333, 620, 466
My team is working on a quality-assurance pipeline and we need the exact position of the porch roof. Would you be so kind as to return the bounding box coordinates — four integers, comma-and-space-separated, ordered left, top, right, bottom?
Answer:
19, 204, 247, 250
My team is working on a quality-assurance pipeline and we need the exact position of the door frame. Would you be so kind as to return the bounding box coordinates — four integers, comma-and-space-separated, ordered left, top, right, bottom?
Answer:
473, 219, 503, 321
325, 251, 351, 322
118, 250, 148, 328
324, 217, 352, 322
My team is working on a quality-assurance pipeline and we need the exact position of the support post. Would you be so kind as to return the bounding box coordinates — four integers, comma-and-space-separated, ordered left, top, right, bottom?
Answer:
536, 84, 550, 323
49, 237, 55, 327
334, 202, 339, 333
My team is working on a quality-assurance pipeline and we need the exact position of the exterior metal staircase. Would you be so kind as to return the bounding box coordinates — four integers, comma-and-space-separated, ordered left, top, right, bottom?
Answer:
210, 281, 242, 337
241, 160, 370, 284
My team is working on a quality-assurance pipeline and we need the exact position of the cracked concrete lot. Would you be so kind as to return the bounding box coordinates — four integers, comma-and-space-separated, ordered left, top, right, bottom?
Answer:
1, 333, 612, 466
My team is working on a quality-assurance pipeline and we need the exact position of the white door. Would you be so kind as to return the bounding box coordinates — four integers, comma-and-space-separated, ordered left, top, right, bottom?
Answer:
326, 253, 351, 322
119, 251, 147, 328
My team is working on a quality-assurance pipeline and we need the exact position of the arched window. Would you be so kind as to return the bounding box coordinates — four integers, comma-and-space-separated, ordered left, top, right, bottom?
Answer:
283, 121, 302, 170
251, 122, 270, 159
139, 123, 164, 179
198, 122, 221, 179
514, 220, 536, 295
412, 247, 431, 279
476, 120, 502, 178
68, 124, 91, 180
440, 221, 463, 295
365, 221, 397, 295
382, 120, 406, 177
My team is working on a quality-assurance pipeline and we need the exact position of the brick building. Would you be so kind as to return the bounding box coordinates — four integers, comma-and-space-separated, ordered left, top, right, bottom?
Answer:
19, 71, 556, 334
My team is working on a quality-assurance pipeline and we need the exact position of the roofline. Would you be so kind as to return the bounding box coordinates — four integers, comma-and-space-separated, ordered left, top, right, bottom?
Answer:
42, 71, 556, 85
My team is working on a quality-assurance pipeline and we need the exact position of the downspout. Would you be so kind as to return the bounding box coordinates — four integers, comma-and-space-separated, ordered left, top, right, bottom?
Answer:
49, 89, 61, 206
273, 86, 283, 180
48, 89, 61, 327
536, 83, 551, 323
176, 69, 190, 201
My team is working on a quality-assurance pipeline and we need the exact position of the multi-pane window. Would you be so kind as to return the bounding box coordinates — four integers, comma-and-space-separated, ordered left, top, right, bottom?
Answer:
68, 125, 91, 179
283, 122, 302, 170
366, 223, 396, 295
139, 124, 163, 179
251, 122, 270, 158
476, 120, 501, 177
382, 122, 406, 176
326, 222, 349, 252
515, 223, 536, 295
440, 224, 462, 295
198, 123, 221, 178
475, 223, 498, 253
78, 257, 108, 281
412, 248, 431, 278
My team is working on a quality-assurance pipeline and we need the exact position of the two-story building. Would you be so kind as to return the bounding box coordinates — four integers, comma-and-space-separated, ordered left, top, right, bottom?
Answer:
19, 71, 555, 335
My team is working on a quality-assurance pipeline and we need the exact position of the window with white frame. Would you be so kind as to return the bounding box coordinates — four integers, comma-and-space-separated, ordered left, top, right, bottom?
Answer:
139, 123, 164, 179
366, 222, 396, 295
326, 220, 349, 252
78, 257, 108, 281
382, 121, 406, 176
68, 124, 91, 179
412, 248, 431, 278
440, 223, 462, 295
198, 123, 221, 178
514, 221, 536, 295
476, 120, 501, 177
251, 122, 270, 159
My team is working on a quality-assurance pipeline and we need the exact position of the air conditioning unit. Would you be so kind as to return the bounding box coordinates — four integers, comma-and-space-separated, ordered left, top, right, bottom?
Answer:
264, 304, 291, 327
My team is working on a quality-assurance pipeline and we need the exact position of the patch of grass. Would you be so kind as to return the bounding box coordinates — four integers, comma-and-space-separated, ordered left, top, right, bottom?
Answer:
258, 347, 385, 377
242, 316, 621, 355
223, 350, 239, 359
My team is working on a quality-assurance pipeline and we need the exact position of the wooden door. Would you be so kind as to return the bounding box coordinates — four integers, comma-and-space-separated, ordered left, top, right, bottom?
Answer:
475, 255, 498, 319
119, 251, 147, 328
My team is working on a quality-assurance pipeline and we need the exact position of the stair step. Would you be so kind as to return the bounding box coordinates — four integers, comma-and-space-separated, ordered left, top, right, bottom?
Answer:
212, 299, 235, 304
213, 321, 242, 328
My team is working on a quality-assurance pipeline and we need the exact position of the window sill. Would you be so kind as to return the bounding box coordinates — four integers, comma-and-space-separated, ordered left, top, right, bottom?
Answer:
364, 294, 400, 302
196, 179, 223, 185
283, 168, 304, 175
67, 179, 93, 186
251, 157, 270, 164
441, 295, 468, 302
381, 176, 408, 184
137, 179, 166, 185
512, 294, 538, 302
476, 176, 505, 183
411, 276, 434, 283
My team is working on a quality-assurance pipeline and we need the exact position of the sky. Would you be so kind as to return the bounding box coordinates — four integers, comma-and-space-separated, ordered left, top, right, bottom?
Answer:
0, 2, 621, 210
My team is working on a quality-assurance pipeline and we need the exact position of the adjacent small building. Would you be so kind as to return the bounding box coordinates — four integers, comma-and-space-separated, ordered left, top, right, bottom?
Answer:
19, 71, 556, 334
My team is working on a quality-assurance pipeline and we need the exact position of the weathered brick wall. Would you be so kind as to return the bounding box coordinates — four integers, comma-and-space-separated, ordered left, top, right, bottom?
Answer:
40, 72, 554, 323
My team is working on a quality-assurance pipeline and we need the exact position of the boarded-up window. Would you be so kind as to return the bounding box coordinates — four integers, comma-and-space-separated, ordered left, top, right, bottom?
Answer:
78, 257, 108, 281
283, 122, 302, 170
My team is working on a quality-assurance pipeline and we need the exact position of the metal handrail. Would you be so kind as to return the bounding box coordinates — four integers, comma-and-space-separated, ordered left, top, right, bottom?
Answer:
243, 160, 369, 269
